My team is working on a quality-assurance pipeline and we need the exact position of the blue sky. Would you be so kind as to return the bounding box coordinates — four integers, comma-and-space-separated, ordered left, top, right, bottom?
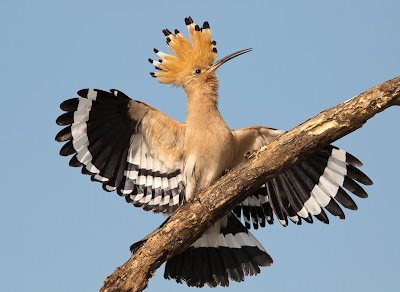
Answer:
1, 1, 400, 291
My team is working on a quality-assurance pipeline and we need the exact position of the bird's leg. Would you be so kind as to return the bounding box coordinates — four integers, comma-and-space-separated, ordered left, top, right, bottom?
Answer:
193, 192, 202, 204
244, 150, 258, 159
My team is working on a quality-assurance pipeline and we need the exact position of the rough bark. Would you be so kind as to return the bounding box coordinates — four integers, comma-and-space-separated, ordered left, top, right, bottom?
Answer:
100, 76, 400, 292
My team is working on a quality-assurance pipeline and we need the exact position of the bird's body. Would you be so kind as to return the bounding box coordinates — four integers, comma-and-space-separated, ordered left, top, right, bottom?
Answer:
184, 84, 234, 199
56, 17, 372, 287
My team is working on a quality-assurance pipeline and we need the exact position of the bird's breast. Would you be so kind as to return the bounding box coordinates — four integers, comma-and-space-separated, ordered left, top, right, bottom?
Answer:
183, 125, 234, 200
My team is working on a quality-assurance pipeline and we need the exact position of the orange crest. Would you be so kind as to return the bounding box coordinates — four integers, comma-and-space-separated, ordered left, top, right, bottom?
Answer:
149, 17, 217, 86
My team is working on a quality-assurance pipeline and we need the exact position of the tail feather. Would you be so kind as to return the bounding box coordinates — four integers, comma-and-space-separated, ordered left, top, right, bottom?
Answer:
200, 248, 215, 287
208, 248, 229, 286
180, 247, 194, 284
164, 212, 272, 287
219, 247, 245, 281
187, 247, 202, 287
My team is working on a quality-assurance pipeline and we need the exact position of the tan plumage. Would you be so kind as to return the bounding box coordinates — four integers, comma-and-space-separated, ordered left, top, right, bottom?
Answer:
56, 16, 372, 288
147, 17, 264, 200
125, 95, 285, 202
153, 19, 216, 86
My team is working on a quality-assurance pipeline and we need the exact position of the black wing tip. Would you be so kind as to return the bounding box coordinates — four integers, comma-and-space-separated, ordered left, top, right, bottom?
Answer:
59, 98, 79, 112
56, 112, 73, 126
55, 126, 72, 143
315, 212, 329, 224
77, 89, 89, 97
348, 165, 373, 186
304, 215, 313, 224
69, 154, 82, 167
343, 177, 369, 199
346, 152, 364, 167
337, 187, 359, 210
325, 200, 346, 220
59, 140, 75, 156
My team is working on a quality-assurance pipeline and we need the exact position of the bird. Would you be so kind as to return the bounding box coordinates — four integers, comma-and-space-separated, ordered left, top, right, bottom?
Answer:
55, 16, 373, 288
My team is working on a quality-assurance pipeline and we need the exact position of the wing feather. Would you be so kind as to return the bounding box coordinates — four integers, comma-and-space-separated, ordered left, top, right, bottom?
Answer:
231, 126, 372, 229
56, 88, 186, 214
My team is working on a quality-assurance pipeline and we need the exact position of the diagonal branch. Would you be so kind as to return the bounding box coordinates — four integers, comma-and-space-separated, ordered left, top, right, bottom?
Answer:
100, 76, 400, 292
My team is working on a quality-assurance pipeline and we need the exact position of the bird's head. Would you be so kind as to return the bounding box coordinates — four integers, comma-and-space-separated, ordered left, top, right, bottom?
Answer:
149, 17, 252, 93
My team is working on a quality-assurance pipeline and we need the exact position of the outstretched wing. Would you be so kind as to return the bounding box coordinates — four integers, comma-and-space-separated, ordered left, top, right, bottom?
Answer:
55, 89, 186, 214
231, 126, 373, 229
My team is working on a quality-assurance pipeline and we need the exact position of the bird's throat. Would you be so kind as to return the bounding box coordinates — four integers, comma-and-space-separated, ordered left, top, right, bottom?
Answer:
185, 91, 224, 129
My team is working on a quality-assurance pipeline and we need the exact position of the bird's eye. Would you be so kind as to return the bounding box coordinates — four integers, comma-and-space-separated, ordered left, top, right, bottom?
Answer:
195, 69, 201, 74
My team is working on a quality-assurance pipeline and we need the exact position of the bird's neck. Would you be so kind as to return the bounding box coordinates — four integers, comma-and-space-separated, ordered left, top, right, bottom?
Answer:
182, 82, 234, 196
184, 83, 225, 127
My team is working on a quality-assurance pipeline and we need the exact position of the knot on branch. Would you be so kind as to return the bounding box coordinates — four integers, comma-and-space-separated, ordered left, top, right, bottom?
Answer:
309, 120, 339, 136
377, 76, 400, 106
244, 150, 257, 159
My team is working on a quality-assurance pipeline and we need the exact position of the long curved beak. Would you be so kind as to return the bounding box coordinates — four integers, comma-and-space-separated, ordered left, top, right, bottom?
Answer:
209, 48, 253, 72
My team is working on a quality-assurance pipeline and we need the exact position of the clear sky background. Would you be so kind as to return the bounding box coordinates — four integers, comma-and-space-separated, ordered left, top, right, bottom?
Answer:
1, 1, 399, 291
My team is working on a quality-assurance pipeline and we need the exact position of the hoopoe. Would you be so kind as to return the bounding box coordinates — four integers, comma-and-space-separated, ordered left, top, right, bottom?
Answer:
55, 16, 372, 288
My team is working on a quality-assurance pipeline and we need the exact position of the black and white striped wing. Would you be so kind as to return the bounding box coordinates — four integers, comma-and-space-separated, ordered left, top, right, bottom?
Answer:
234, 145, 373, 229
55, 88, 186, 214
231, 127, 373, 229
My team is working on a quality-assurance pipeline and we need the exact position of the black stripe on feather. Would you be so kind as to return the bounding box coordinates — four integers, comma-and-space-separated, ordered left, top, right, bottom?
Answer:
164, 243, 271, 287
309, 153, 370, 198
284, 169, 314, 221
164, 214, 272, 287
232, 206, 241, 219
242, 205, 251, 229
220, 247, 245, 283
278, 174, 304, 220
266, 179, 288, 226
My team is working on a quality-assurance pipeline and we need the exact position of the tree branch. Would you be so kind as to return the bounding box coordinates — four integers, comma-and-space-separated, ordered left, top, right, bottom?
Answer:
100, 76, 400, 292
